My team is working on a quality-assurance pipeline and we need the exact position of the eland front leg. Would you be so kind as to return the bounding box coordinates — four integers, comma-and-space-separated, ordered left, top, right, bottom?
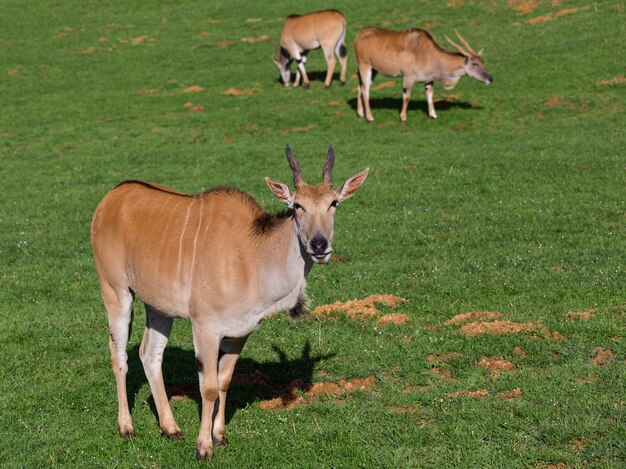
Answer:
192, 323, 221, 460
212, 336, 249, 446
425, 82, 438, 119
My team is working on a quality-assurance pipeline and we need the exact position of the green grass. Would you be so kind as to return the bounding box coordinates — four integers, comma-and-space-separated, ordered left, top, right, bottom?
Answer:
1, 0, 624, 467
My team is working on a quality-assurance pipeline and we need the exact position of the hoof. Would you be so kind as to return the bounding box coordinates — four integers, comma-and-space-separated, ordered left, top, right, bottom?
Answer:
339, 80, 346, 86
196, 447, 213, 461
303, 82, 310, 90
161, 428, 185, 441
119, 428, 135, 439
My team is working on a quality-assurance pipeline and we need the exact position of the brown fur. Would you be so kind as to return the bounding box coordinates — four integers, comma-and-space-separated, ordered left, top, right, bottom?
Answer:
91, 146, 368, 460
354, 27, 492, 122
274, 10, 348, 88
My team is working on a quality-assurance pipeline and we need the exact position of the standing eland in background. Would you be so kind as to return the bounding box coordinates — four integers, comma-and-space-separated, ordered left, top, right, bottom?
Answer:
91, 145, 368, 460
273, 10, 348, 88
354, 28, 493, 122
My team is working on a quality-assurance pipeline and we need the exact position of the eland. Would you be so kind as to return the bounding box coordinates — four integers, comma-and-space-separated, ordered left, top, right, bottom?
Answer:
91, 145, 368, 459
355, 27, 492, 122
273, 10, 348, 88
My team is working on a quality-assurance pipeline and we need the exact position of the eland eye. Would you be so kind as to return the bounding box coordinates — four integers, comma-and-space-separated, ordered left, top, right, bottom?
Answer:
293, 203, 305, 212
329, 200, 339, 209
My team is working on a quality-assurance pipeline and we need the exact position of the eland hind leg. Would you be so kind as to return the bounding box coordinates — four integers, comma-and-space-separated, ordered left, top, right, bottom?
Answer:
322, 46, 337, 88
102, 283, 135, 437
140, 304, 183, 440
335, 28, 347, 85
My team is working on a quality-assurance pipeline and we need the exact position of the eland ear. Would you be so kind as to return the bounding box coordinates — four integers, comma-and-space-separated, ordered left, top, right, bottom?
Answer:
265, 177, 294, 207
335, 168, 369, 204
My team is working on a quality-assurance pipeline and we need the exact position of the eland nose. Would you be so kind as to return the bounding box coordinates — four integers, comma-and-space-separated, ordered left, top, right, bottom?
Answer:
310, 234, 329, 254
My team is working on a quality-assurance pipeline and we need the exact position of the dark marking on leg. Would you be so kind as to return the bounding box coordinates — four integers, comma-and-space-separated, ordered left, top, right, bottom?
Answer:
214, 435, 228, 447
339, 44, 347, 58
196, 357, 204, 373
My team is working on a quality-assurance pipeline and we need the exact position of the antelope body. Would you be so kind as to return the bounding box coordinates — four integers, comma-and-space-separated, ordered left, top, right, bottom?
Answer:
91, 146, 368, 460
354, 28, 492, 122
273, 10, 348, 88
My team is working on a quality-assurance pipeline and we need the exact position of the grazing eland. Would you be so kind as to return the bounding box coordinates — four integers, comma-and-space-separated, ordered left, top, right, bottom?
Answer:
354, 27, 492, 122
273, 10, 348, 88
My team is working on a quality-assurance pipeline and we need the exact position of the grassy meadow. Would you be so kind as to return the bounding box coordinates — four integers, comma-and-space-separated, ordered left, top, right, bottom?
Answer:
1, 0, 624, 466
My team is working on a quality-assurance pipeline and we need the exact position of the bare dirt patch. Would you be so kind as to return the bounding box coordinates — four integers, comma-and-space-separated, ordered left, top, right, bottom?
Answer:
526, 5, 590, 25
445, 311, 501, 325
509, 0, 540, 15
183, 102, 205, 113
514, 346, 527, 359
566, 308, 594, 319
216, 39, 234, 47
592, 348, 615, 366
183, 86, 204, 93
460, 321, 564, 340
258, 375, 376, 410
544, 95, 560, 107
596, 76, 626, 86
223, 87, 257, 96
427, 352, 464, 363
576, 375, 597, 383
280, 125, 315, 133
241, 34, 271, 43
479, 357, 514, 373
572, 437, 591, 451
498, 387, 524, 400
138, 89, 160, 94
131, 35, 155, 45
458, 320, 543, 336
426, 352, 465, 363
312, 294, 406, 320
429, 367, 455, 380
73, 46, 96, 55
450, 389, 489, 399
377, 313, 409, 326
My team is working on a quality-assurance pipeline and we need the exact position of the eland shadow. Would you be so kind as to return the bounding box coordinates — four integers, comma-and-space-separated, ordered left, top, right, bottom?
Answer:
274, 71, 341, 87
126, 340, 331, 426
346, 96, 480, 118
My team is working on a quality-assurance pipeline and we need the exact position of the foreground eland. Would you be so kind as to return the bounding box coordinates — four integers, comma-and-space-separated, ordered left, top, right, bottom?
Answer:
91, 145, 368, 459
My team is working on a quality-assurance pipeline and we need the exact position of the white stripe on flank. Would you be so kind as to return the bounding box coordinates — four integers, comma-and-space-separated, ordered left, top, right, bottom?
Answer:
188, 198, 203, 304
176, 204, 192, 292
